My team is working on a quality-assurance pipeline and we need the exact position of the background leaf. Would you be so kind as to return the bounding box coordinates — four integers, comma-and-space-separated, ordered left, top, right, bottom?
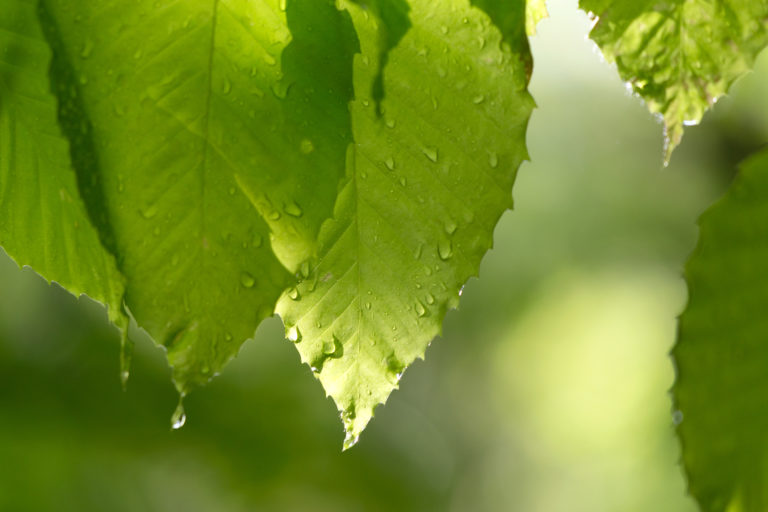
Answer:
277, 0, 534, 447
675, 147, 768, 512
580, 0, 768, 161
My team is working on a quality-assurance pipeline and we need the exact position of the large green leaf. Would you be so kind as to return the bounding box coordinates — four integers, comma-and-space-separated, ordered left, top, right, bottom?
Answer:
37, 0, 358, 396
581, 0, 768, 161
277, 0, 534, 448
0, 3, 125, 329
674, 148, 768, 512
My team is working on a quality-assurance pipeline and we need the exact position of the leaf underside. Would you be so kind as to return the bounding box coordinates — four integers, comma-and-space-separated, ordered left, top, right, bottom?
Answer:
277, 0, 534, 448
581, 0, 768, 162
675, 148, 768, 512
36, 0, 358, 394
2, 0, 534, 445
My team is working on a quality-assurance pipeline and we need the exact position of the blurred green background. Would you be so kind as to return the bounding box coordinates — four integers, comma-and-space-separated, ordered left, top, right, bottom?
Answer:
2, 1, 767, 510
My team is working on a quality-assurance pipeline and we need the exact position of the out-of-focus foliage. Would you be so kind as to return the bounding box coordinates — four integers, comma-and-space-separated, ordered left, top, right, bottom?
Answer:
675, 148, 768, 512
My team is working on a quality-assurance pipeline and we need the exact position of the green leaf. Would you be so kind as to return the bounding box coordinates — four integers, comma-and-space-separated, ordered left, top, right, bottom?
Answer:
37, 0, 358, 395
674, 148, 768, 512
0, 2, 125, 327
581, 0, 768, 162
470, 0, 533, 78
349, 0, 411, 111
277, 0, 534, 448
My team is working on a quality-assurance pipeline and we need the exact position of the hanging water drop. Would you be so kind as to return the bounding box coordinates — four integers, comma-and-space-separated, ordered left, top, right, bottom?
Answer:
414, 300, 427, 318
288, 287, 301, 300
423, 147, 438, 162
384, 156, 395, 170
171, 399, 186, 430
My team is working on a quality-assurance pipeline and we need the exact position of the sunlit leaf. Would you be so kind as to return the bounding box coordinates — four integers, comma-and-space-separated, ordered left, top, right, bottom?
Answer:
37, 0, 358, 395
277, 0, 534, 448
581, 0, 768, 162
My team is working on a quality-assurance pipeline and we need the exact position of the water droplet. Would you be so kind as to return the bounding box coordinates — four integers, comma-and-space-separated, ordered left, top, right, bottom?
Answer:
287, 325, 302, 343
240, 272, 255, 288
444, 219, 457, 235
252, 233, 263, 248
473, 94, 485, 104
459, 285, 465, 297
140, 205, 158, 219
268, 209, 281, 220
423, 147, 438, 162
222, 79, 232, 94
300, 138, 315, 154
488, 152, 499, 168
414, 300, 427, 317
438, 238, 453, 260
80, 39, 94, 58
426, 293, 435, 305
365, 302, 371, 310
288, 287, 300, 300
413, 243, 424, 259
299, 260, 310, 279
385, 118, 396, 128
384, 157, 395, 170
171, 400, 186, 430
284, 200, 303, 217
399, 177, 407, 186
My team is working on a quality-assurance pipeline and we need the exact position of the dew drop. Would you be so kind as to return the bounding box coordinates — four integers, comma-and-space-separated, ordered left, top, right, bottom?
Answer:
299, 260, 310, 279
438, 238, 453, 260
399, 177, 407, 187
284, 200, 303, 217
288, 287, 301, 300
384, 156, 395, 170
426, 292, 435, 305
385, 118, 396, 128
488, 151, 499, 168
240, 272, 256, 288
444, 219, 457, 235
413, 243, 424, 259
423, 147, 438, 163
287, 325, 302, 343
473, 94, 485, 104
300, 138, 315, 154
414, 300, 427, 317
365, 302, 371, 310
80, 39, 94, 58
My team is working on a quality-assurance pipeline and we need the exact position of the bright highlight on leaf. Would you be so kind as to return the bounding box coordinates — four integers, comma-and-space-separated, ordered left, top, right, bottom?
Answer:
675, 148, 768, 512
277, 0, 534, 448
581, 0, 768, 162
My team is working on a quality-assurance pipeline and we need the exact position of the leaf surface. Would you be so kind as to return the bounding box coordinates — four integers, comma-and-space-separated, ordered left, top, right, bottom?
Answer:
581, 0, 768, 161
277, 0, 534, 447
0, 2, 125, 328
675, 148, 768, 511
38, 0, 358, 395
